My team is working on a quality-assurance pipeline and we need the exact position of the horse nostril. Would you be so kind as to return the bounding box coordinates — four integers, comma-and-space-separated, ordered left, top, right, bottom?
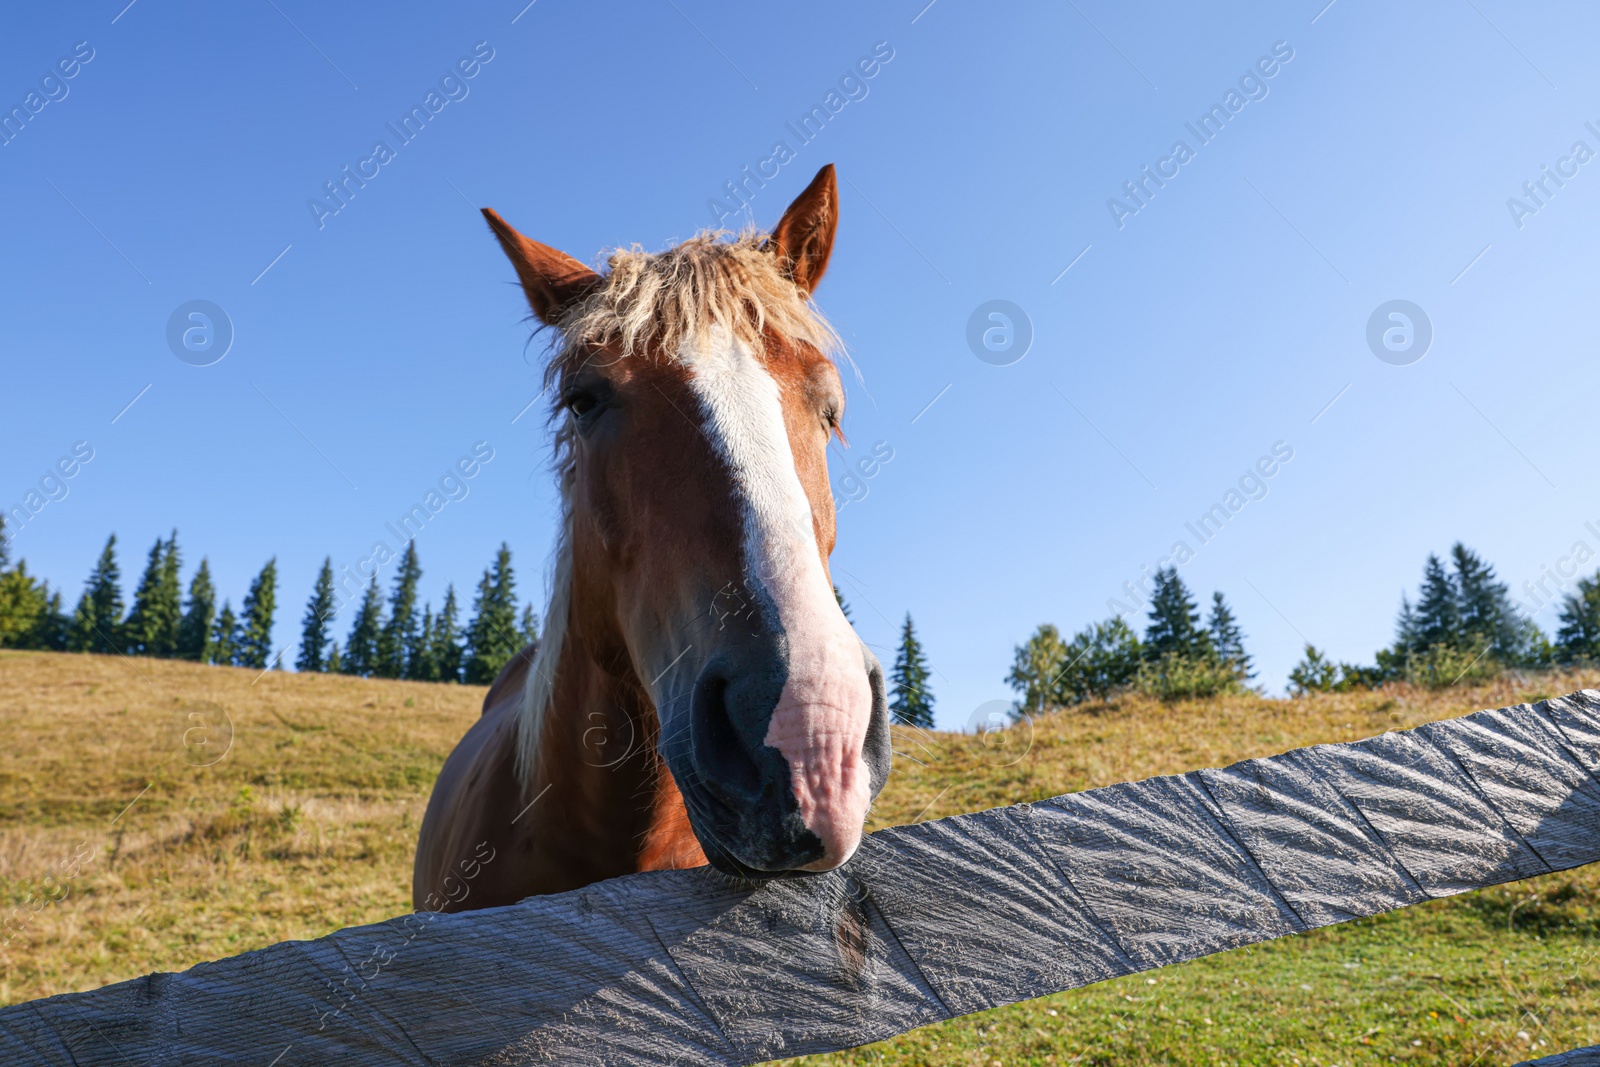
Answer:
689, 670, 764, 805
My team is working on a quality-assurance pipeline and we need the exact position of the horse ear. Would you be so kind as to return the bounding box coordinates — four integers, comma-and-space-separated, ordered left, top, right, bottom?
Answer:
481, 208, 602, 325
769, 164, 838, 295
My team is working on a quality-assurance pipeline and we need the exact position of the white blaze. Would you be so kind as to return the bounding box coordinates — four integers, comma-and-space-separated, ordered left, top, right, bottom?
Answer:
683, 329, 873, 870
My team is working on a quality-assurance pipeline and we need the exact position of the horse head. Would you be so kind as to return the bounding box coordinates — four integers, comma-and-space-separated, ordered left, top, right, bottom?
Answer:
484, 165, 891, 878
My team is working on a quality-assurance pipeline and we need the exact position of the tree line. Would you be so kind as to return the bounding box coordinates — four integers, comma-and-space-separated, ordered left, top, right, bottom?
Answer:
1009, 542, 1600, 714
885, 573, 1252, 728
20, 523, 1592, 716
0, 522, 935, 715
1288, 542, 1560, 692
0, 521, 539, 684
1008, 569, 1252, 714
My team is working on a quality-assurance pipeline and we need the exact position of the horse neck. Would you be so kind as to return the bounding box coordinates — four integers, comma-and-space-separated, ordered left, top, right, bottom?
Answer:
527, 619, 705, 874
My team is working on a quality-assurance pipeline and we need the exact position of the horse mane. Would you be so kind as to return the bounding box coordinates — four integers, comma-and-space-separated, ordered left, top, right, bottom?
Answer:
514, 229, 843, 786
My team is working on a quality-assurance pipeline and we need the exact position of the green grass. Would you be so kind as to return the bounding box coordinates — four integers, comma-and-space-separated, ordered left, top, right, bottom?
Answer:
787, 881, 1598, 1066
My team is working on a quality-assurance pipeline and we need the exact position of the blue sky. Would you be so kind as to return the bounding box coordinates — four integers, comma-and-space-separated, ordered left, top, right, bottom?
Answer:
3, 0, 1598, 729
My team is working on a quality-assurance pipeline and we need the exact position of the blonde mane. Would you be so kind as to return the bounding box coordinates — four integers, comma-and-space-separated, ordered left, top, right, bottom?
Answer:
514, 229, 842, 785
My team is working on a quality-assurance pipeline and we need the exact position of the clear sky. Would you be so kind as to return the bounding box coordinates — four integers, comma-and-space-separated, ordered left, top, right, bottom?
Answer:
4, 0, 1598, 729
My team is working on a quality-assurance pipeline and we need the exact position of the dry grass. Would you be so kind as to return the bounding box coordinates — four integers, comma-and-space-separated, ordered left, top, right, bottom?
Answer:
0, 649, 479, 1003
0, 650, 1596, 1065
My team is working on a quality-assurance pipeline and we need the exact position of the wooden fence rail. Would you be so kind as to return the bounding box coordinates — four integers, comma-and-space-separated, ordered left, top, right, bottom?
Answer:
1521, 1045, 1600, 1065
2, 690, 1599, 1065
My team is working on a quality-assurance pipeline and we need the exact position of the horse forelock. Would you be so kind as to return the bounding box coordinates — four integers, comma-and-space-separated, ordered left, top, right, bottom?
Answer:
539, 230, 844, 463
554, 229, 840, 366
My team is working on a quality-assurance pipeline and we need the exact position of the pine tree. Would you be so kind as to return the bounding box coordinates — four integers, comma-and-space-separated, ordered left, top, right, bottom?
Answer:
889, 613, 934, 727
155, 533, 181, 655
297, 558, 336, 673
33, 587, 69, 650
341, 578, 384, 676
1393, 594, 1420, 655
834, 585, 853, 622
68, 593, 94, 653
1383, 544, 1544, 677
1556, 570, 1600, 664
405, 600, 433, 680
177, 559, 217, 662
375, 543, 422, 679
1143, 567, 1211, 661
68, 534, 125, 654
1451, 543, 1535, 663
1288, 644, 1341, 694
236, 558, 278, 670
430, 584, 464, 683
1411, 554, 1459, 652
123, 533, 181, 657
412, 605, 438, 681
326, 640, 343, 673
464, 543, 520, 684
518, 603, 540, 648
1206, 591, 1252, 679
122, 537, 164, 655
211, 600, 240, 666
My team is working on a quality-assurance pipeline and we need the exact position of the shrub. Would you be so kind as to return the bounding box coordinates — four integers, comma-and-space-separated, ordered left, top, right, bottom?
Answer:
1133, 651, 1244, 702
1288, 644, 1382, 694
1007, 617, 1145, 715
1388, 643, 1502, 689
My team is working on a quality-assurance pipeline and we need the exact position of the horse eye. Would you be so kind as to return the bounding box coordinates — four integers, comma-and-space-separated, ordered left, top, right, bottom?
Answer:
564, 391, 599, 418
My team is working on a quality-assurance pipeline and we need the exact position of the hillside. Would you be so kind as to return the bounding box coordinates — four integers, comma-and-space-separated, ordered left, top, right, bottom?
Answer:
0, 650, 1595, 1064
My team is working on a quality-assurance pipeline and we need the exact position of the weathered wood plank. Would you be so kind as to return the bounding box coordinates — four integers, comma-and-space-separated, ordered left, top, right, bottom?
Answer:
1421, 705, 1600, 870
1518, 1045, 1600, 1066
847, 803, 1134, 1017
1197, 751, 1424, 927
1302, 727, 1547, 894
1028, 774, 1304, 967
1543, 690, 1600, 772
1, 692, 1597, 1066
652, 872, 943, 1063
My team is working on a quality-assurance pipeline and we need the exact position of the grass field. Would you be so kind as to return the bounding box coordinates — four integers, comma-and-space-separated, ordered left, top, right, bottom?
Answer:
0, 649, 1594, 1065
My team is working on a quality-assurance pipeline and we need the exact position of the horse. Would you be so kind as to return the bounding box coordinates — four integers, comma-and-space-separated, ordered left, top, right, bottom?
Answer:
413, 165, 891, 913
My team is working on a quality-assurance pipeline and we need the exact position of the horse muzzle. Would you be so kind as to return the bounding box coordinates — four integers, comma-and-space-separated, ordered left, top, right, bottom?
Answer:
668, 639, 889, 878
